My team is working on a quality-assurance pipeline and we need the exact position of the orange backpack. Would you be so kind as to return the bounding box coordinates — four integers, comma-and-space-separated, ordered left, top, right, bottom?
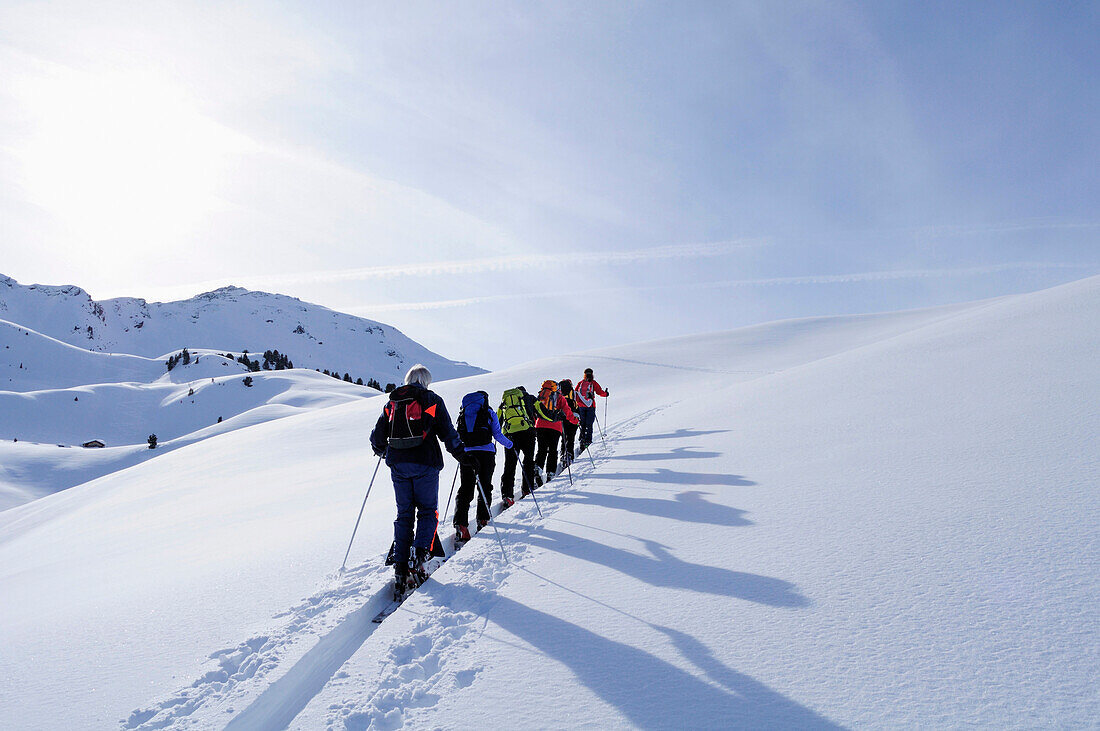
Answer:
537, 380, 560, 420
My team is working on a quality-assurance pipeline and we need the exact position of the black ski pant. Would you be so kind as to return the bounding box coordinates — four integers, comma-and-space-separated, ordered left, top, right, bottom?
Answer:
562, 420, 578, 464
535, 427, 561, 478
455, 450, 495, 527
501, 428, 536, 498
577, 406, 596, 450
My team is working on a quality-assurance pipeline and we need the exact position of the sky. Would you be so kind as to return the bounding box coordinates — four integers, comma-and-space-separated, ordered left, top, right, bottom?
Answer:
0, 1, 1097, 369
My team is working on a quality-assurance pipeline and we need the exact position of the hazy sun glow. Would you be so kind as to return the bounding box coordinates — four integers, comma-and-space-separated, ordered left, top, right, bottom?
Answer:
12, 65, 252, 255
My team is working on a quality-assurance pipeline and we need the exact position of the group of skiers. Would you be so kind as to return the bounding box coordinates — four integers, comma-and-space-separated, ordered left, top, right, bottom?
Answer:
369, 364, 609, 595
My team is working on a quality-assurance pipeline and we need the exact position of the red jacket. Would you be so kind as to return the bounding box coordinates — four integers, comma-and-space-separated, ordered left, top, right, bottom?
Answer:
534, 393, 578, 432
575, 378, 607, 408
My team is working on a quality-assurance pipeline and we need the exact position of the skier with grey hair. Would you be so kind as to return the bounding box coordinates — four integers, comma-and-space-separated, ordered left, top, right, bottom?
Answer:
370, 363, 467, 598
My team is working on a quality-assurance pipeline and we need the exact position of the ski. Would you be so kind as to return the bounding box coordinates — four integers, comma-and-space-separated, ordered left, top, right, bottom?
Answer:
371, 596, 405, 623
371, 554, 445, 624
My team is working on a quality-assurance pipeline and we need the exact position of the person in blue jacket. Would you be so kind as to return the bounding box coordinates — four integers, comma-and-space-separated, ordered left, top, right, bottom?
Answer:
453, 390, 513, 542
370, 364, 467, 591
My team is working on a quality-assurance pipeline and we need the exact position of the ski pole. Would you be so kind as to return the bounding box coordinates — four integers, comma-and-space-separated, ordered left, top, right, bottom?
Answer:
441, 465, 459, 527
594, 411, 607, 442
559, 432, 573, 486
604, 394, 608, 432
474, 474, 509, 562
340, 455, 383, 571
515, 445, 542, 517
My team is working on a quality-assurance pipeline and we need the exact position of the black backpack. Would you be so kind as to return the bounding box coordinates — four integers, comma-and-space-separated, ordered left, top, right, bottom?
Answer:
559, 379, 576, 410
385, 390, 435, 449
457, 391, 492, 447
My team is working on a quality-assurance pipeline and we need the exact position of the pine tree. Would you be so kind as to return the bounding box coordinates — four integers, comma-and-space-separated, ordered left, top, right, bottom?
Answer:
148, 434, 157, 449
243, 376, 254, 387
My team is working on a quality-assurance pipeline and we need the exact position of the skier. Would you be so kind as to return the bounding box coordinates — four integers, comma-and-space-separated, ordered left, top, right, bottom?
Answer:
575, 367, 608, 453
533, 379, 578, 481
453, 390, 513, 544
558, 378, 579, 467
499, 386, 538, 500
370, 364, 467, 594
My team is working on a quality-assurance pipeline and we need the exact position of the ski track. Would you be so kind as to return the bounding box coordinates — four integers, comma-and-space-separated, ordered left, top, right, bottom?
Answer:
120, 560, 394, 729
321, 405, 661, 731
122, 404, 663, 731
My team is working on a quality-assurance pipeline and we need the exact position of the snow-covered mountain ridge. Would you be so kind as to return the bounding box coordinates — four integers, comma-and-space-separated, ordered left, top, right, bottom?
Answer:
0, 276, 1096, 728
0, 273, 483, 385
0, 274, 482, 510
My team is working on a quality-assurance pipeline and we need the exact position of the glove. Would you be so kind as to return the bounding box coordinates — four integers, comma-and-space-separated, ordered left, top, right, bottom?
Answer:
372, 444, 385, 457
459, 451, 478, 468
604, 390, 610, 397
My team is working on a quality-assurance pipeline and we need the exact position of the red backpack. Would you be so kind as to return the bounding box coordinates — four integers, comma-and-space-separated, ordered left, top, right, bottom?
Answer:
385, 392, 437, 449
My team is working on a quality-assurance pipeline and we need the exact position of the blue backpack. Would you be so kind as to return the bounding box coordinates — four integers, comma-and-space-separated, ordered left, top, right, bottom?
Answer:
457, 391, 492, 447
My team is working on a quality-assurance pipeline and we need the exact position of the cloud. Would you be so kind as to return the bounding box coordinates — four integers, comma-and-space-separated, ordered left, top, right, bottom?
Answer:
350, 261, 1095, 313
148, 239, 764, 298
909, 220, 1100, 239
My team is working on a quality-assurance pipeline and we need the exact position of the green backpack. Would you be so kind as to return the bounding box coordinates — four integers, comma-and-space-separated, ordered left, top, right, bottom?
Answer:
498, 388, 534, 435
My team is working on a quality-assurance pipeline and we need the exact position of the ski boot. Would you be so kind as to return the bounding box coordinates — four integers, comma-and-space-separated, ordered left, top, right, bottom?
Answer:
454, 523, 471, 547
393, 566, 410, 601
476, 518, 489, 532
408, 547, 431, 587
501, 496, 515, 511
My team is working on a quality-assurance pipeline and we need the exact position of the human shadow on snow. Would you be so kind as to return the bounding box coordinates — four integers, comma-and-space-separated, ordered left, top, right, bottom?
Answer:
518, 526, 808, 608
557, 489, 753, 527
428, 581, 838, 730
590, 468, 756, 487
650, 623, 840, 729
611, 445, 723, 461
616, 428, 731, 441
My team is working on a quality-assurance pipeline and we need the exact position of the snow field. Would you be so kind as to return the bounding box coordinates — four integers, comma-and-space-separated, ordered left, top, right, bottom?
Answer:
0, 361, 374, 509
0, 276, 1097, 729
1, 317, 166, 391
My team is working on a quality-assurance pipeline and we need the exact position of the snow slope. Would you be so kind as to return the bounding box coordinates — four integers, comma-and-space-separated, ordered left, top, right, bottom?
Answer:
0, 274, 484, 385
1, 318, 166, 391
0, 343, 373, 509
0, 277, 1096, 729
